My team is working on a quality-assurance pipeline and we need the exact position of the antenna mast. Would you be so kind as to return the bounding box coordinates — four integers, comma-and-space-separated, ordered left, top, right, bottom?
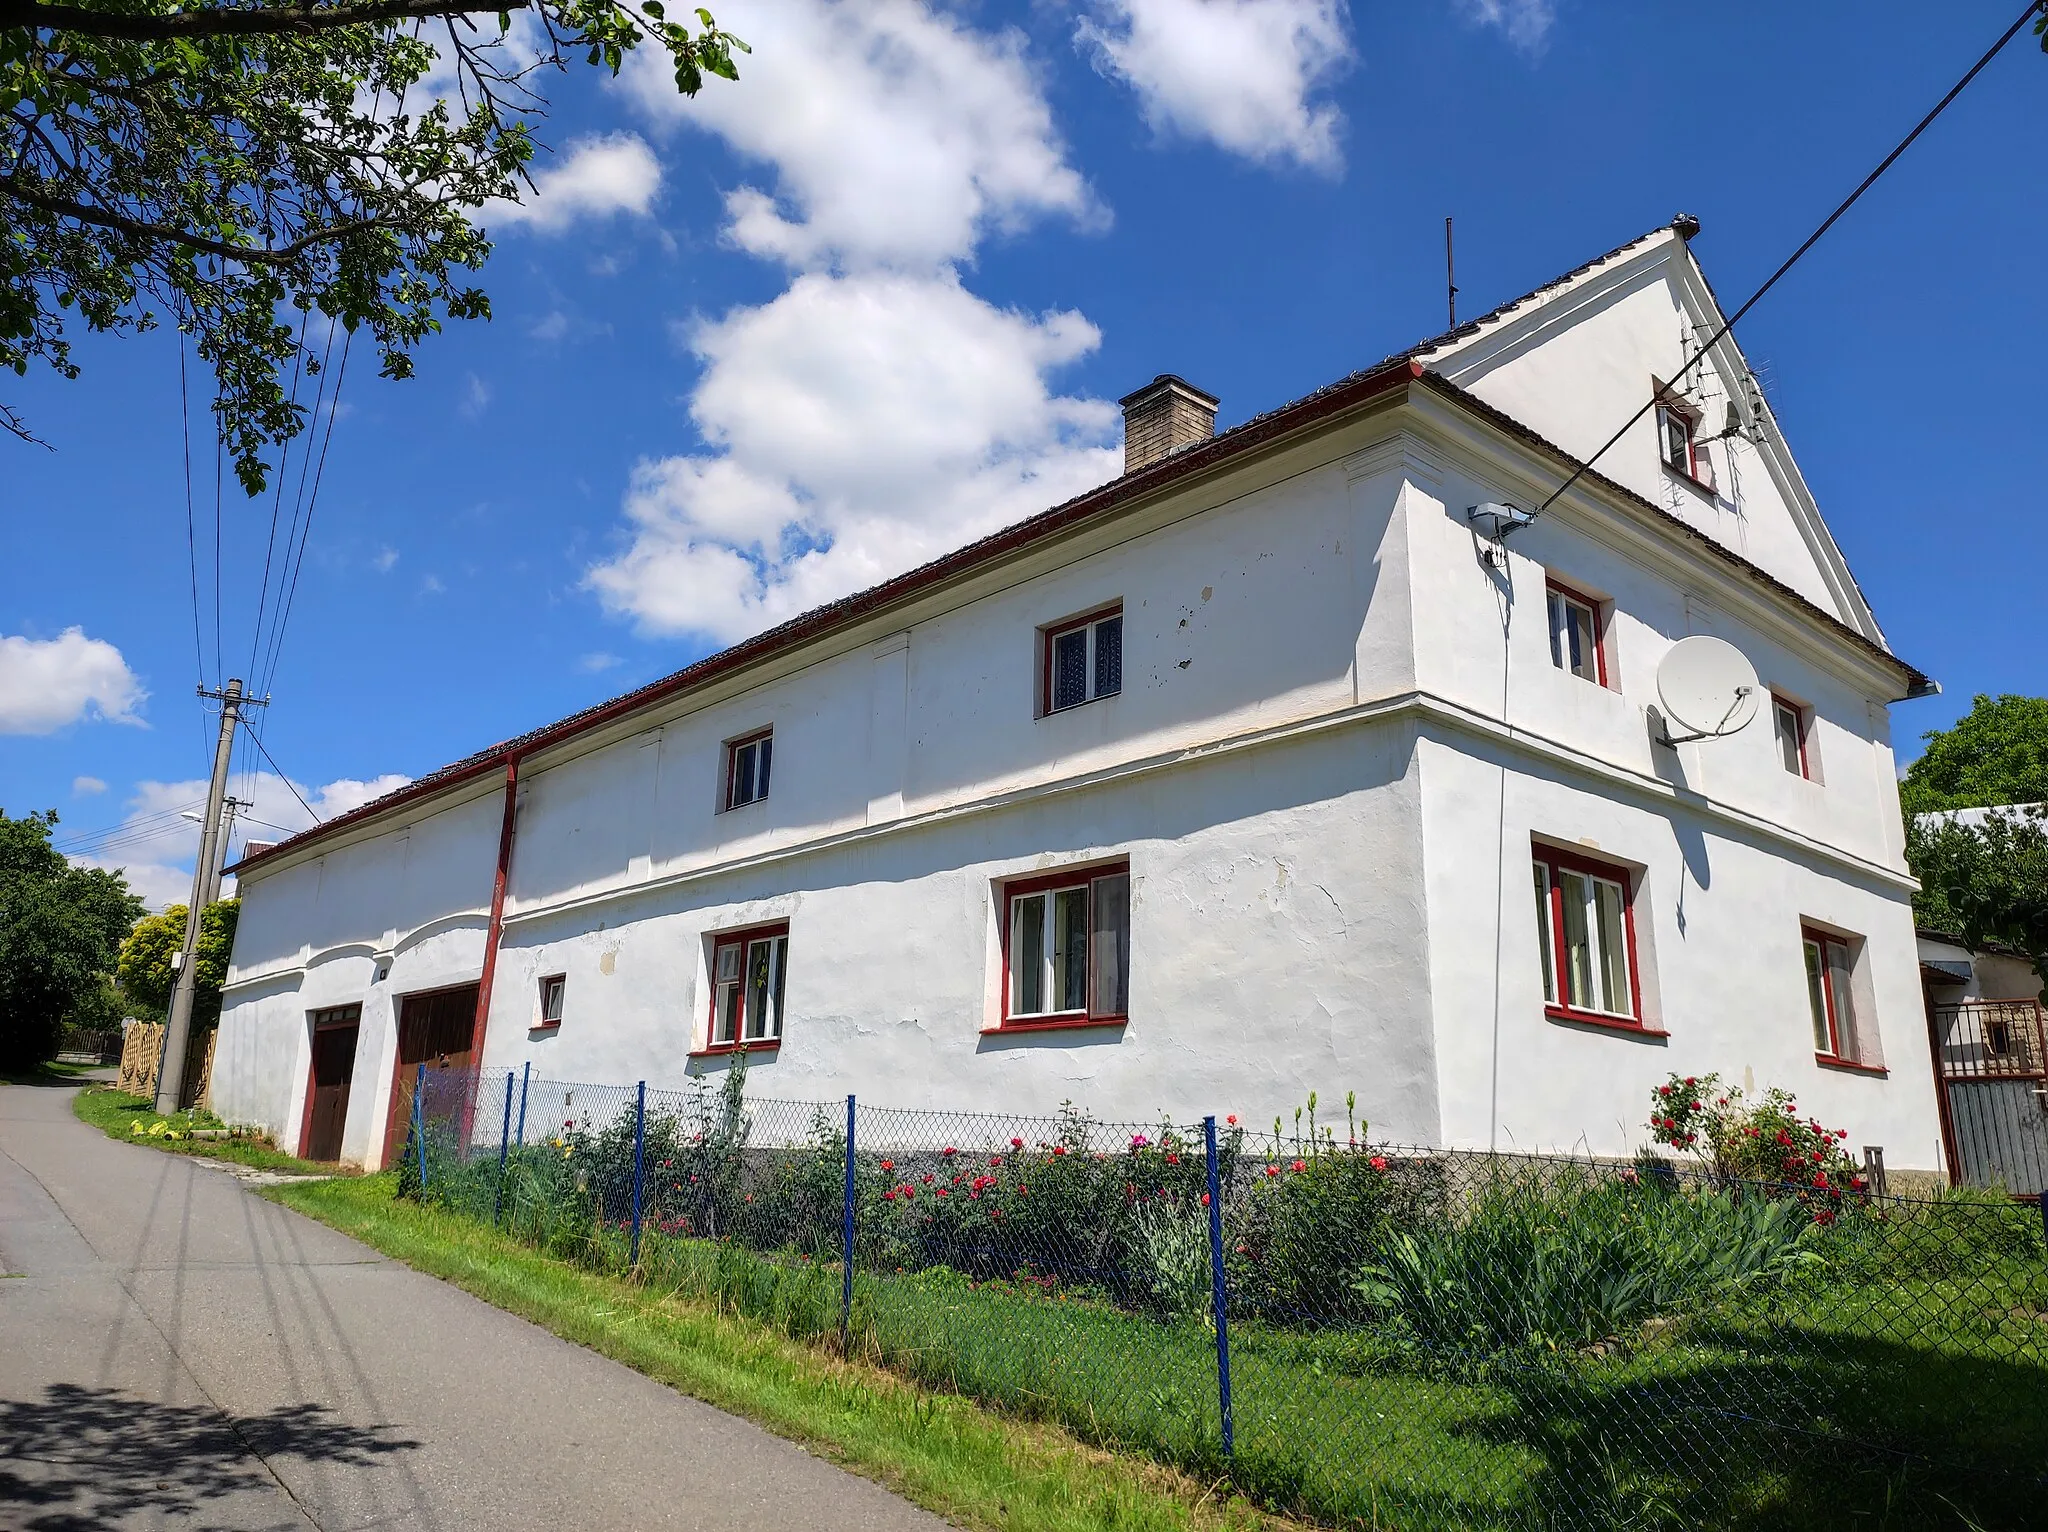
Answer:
1445, 216, 1458, 329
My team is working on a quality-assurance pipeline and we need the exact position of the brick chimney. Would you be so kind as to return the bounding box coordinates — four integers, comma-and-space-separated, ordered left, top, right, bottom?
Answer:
1118, 374, 1218, 475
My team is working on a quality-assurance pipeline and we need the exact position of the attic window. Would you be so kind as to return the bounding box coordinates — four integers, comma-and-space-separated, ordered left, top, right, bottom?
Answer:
1654, 385, 1714, 492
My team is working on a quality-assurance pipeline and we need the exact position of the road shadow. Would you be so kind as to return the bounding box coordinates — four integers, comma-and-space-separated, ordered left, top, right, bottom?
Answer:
0, 1382, 420, 1531
0, 1068, 113, 1088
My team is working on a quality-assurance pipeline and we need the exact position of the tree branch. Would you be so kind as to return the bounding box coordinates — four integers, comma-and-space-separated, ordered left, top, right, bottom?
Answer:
2, 0, 533, 42
0, 176, 396, 262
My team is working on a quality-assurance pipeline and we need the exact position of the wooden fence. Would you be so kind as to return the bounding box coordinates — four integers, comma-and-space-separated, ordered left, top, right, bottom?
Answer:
116, 1022, 216, 1113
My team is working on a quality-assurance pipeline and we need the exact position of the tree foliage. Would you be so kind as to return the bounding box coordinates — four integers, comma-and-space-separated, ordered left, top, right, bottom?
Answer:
0, 808, 144, 1070
1908, 808, 2048, 990
3, 0, 744, 488
118, 896, 238, 1022
1899, 693, 2048, 815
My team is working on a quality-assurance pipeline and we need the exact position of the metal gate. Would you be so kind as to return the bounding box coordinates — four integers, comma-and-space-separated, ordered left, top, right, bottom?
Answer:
1934, 999, 2048, 1196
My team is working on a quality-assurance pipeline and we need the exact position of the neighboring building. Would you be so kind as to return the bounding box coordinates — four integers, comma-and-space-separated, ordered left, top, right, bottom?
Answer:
1914, 805, 2047, 1192
215, 219, 1948, 1172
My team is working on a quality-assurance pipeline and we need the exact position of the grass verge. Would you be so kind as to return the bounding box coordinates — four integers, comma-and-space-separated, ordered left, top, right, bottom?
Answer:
72, 1086, 348, 1177
267, 1173, 1302, 1532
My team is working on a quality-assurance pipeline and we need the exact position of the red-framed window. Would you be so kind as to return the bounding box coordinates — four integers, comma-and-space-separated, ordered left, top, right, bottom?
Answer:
724, 729, 773, 811
706, 922, 788, 1051
536, 973, 566, 1029
1657, 397, 1698, 478
1533, 844, 1643, 1027
1772, 694, 1815, 780
1041, 604, 1123, 716
1001, 862, 1129, 1027
1803, 927, 1862, 1063
1545, 579, 1609, 688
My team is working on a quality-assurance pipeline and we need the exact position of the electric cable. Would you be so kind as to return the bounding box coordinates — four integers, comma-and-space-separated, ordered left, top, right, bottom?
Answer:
245, 306, 315, 682
1522, 0, 2044, 527
259, 318, 353, 702
238, 718, 323, 825
177, 332, 206, 694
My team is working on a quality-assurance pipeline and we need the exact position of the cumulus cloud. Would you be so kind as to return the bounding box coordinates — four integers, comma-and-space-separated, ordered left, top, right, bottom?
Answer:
0, 628, 145, 734
590, 271, 1117, 639
485, 131, 664, 233
1078, 0, 1351, 172
73, 776, 108, 796
622, 0, 1097, 271
1454, 0, 1555, 52
590, 0, 1119, 645
66, 770, 413, 911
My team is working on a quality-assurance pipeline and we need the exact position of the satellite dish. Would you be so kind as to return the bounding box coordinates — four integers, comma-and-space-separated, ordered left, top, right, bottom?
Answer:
1656, 635, 1760, 745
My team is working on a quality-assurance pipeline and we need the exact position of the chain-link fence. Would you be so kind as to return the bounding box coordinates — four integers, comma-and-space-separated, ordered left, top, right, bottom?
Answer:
407, 1066, 2048, 1530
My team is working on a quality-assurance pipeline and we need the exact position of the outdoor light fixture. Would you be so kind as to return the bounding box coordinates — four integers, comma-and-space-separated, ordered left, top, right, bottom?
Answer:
1466, 502, 1533, 540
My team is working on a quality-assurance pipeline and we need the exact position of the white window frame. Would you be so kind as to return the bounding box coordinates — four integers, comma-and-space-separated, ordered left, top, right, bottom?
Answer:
708, 926, 788, 1049
1545, 583, 1606, 686
724, 729, 773, 811
1041, 606, 1124, 716
1657, 401, 1698, 479
1002, 865, 1130, 1025
1773, 695, 1815, 780
537, 973, 566, 1027
1533, 849, 1640, 1024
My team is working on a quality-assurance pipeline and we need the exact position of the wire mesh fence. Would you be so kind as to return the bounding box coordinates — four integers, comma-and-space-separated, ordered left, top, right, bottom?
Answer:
408, 1065, 2048, 1531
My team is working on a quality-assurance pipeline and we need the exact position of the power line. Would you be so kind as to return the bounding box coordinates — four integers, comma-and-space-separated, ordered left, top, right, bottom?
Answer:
1523, 0, 2045, 527
259, 319, 353, 700
177, 332, 207, 693
238, 719, 323, 826
245, 306, 314, 682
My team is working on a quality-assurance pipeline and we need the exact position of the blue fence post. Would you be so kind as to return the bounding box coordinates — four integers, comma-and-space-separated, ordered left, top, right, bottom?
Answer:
493, 1070, 514, 1225
841, 1094, 857, 1355
515, 1060, 530, 1149
630, 1081, 647, 1268
1204, 1115, 1235, 1459
411, 1073, 428, 1193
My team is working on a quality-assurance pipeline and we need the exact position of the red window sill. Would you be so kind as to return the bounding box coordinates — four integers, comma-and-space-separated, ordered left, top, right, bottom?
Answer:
982, 1015, 1128, 1035
1815, 1053, 1887, 1078
530, 1021, 561, 1033
688, 1039, 782, 1060
1545, 1005, 1668, 1040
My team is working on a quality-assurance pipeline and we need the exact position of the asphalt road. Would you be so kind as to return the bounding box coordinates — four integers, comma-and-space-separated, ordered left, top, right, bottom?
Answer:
0, 1080, 950, 1531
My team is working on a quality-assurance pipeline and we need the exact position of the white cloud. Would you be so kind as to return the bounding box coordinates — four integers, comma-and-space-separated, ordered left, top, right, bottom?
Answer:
73, 775, 107, 796
0, 627, 145, 734
372, 544, 399, 573
623, 0, 1097, 271
587, 270, 1118, 642
68, 770, 412, 911
577, 652, 623, 673
588, 2, 1121, 645
459, 372, 491, 420
485, 131, 663, 233
1454, 0, 1555, 52
419, 574, 446, 596
1078, 0, 1351, 172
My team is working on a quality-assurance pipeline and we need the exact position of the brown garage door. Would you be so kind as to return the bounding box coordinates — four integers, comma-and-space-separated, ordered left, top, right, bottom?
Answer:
300, 1005, 361, 1162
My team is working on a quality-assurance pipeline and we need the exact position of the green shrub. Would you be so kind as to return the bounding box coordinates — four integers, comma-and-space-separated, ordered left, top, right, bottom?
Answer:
1355, 1170, 1817, 1370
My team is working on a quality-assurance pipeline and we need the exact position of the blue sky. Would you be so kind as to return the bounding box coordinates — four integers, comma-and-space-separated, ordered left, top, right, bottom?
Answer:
4, 0, 2043, 906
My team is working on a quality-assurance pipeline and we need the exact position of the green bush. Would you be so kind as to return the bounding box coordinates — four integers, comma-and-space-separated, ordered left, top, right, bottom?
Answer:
1355, 1170, 1817, 1370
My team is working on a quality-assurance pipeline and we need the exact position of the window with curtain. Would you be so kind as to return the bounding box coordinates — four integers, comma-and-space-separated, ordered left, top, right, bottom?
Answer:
1003, 864, 1130, 1025
1041, 605, 1123, 715
1533, 845, 1640, 1025
707, 924, 788, 1050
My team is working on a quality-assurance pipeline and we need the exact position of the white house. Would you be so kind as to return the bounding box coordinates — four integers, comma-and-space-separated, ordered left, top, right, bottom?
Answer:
214, 218, 1948, 1174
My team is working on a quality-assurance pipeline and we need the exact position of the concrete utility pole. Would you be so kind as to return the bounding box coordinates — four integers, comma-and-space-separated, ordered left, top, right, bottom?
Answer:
156, 679, 245, 1114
